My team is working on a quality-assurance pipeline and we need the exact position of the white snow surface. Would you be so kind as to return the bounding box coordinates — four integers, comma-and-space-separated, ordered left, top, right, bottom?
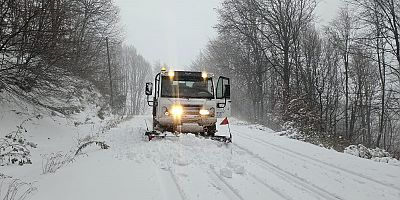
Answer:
2, 114, 400, 200
344, 144, 400, 166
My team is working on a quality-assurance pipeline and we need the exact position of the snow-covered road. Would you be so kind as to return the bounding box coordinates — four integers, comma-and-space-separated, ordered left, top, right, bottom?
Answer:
30, 116, 400, 200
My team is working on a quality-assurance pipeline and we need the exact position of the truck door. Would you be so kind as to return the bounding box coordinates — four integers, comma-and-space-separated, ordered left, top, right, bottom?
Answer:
215, 76, 231, 118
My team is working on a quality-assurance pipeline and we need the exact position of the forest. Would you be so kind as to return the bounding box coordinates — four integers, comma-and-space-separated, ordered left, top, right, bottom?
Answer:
1, 0, 399, 156
191, 0, 400, 156
2, 1, 400, 199
0, 0, 152, 116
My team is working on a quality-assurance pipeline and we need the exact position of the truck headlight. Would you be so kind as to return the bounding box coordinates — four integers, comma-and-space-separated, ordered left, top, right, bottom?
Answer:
170, 105, 183, 117
199, 109, 210, 115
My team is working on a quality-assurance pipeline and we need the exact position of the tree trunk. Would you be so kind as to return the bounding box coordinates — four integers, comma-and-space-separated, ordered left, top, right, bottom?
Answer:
344, 52, 349, 139
283, 42, 291, 111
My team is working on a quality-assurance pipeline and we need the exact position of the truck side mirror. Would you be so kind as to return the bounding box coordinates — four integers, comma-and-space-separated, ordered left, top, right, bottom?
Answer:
217, 103, 225, 108
145, 82, 153, 95
224, 85, 230, 98
217, 85, 231, 108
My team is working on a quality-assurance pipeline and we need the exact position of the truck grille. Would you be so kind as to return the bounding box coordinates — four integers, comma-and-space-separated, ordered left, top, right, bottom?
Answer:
182, 104, 202, 116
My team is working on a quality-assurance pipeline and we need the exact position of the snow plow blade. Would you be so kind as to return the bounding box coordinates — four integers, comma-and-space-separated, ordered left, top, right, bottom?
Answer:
145, 130, 231, 143
210, 136, 232, 143
144, 131, 179, 141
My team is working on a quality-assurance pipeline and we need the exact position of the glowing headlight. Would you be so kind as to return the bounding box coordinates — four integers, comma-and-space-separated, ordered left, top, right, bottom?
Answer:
199, 109, 210, 115
170, 105, 183, 116
202, 71, 208, 79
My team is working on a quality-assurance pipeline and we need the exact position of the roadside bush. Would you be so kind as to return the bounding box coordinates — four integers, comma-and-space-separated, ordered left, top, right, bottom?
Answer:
344, 144, 400, 166
41, 152, 74, 174
0, 175, 36, 200
0, 118, 38, 166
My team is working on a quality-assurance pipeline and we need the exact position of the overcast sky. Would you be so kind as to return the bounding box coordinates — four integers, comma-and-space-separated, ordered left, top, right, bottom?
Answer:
115, 0, 342, 70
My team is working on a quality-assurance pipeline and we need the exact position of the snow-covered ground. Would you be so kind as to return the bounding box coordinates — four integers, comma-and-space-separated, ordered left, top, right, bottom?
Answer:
3, 115, 398, 200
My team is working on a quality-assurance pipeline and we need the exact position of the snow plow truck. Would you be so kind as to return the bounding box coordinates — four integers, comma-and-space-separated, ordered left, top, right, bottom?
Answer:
144, 68, 231, 142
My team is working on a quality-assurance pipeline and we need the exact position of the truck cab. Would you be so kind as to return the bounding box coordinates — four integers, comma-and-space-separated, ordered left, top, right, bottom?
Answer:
145, 69, 231, 136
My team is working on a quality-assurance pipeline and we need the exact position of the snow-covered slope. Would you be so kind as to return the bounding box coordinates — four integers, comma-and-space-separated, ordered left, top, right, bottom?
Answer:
13, 116, 400, 200
0, 89, 115, 183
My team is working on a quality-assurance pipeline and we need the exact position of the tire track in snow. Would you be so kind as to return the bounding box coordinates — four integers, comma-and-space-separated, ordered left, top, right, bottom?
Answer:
233, 143, 344, 200
205, 166, 245, 200
167, 168, 188, 200
234, 131, 400, 192
152, 163, 187, 200
247, 172, 294, 200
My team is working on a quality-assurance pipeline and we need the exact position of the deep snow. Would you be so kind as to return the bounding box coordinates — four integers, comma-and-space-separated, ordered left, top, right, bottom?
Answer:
2, 114, 399, 200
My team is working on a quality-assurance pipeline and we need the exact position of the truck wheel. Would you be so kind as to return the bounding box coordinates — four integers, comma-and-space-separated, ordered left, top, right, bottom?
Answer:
206, 124, 216, 137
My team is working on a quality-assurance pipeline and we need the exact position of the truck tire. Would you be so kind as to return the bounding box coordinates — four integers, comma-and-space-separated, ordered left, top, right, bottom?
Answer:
205, 124, 216, 137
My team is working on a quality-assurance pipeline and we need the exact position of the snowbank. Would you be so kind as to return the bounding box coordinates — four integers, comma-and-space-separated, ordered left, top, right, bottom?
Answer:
0, 80, 118, 179
344, 144, 400, 166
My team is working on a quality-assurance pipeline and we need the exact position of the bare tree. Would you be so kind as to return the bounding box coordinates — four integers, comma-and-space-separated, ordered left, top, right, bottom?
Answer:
195, 0, 400, 156
115, 45, 152, 115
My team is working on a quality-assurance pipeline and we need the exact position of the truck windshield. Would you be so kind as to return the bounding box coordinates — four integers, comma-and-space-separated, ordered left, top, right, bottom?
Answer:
161, 76, 214, 99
